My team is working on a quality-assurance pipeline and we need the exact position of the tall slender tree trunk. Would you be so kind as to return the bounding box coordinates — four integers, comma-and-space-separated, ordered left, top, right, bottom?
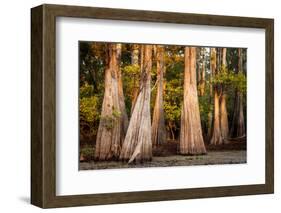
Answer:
180, 47, 206, 155
95, 44, 122, 160
219, 48, 229, 142
230, 91, 245, 137
131, 44, 139, 65
230, 48, 245, 138
120, 45, 153, 163
207, 49, 213, 140
131, 44, 140, 114
198, 48, 206, 96
168, 121, 175, 140
116, 44, 129, 141
210, 48, 223, 145
151, 45, 167, 147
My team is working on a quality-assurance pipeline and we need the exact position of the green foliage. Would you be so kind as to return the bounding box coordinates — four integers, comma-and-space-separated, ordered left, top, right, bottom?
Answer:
163, 60, 184, 134
79, 42, 106, 91
122, 65, 140, 94
80, 96, 100, 123
122, 64, 141, 114
198, 93, 212, 125
100, 115, 115, 130
80, 145, 95, 161
100, 107, 121, 131
80, 83, 100, 123
112, 107, 121, 119
80, 83, 94, 98
234, 72, 247, 93
164, 104, 181, 122
79, 83, 102, 140
212, 66, 247, 94
123, 64, 140, 76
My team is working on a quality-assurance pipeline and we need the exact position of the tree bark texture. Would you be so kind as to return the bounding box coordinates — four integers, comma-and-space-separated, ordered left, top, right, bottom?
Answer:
210, 89, 223, 145
219, 48, 229, 142
151, 45, 167, 147
116, 44, 129, 141
210, 48, 223, 145
130, 44, 140, 114
198, 48, 206, 96
207, 48, 213, 140
179, 47, 206, 155
230, 49, 246, 138
95, 44, 122, 160
119, 45, 153, 163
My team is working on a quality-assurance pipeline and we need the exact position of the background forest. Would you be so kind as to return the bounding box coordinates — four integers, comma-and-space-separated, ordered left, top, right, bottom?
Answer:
79, 42, 247, 169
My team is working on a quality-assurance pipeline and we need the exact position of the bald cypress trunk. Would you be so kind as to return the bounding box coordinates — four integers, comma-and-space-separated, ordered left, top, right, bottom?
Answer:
219, 48, 229, 142
131, 44, 140, 114
180, 47, 206, 155
198, 48, 206, 96
230, 48, 245, 138
152, 45, 166, 147
131, 44, 139, 65
207, 48, 213, 140
230, 91, 245, 137
210, 48, 223, 145
119, 45, 153, 163
116, 44, 129, 141
95, 44, 122, 160
220, 93, 229, 140
210, 89, 223, 145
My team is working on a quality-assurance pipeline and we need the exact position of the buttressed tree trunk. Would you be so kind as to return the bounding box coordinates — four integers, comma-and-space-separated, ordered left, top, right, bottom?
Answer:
219, 48, 229, 142
116, 44, 129, 141
95, 44, 122, 160
180, 47, 206, 155
210, 48, 223, 145
230, 48, 245, 138
120, 45, 153, 163
151, 45, 167, 147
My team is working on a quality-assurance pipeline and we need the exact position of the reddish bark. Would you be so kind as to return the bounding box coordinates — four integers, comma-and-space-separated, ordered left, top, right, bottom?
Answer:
180, 47, 206, 154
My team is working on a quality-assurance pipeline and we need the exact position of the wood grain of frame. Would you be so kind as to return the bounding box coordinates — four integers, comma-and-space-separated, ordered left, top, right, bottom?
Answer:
31, 4, 274, 208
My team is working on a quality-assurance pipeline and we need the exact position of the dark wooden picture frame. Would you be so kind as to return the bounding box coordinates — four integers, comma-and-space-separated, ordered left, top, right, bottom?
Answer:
31, 4, 274, 208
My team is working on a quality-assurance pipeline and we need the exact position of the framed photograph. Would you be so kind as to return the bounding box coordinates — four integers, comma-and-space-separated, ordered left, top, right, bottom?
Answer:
31, 4, 274, 208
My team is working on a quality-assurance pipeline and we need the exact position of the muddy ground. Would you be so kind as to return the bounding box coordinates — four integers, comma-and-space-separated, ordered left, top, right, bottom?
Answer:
79, 150, 246, 170
79, 138, 246, 170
